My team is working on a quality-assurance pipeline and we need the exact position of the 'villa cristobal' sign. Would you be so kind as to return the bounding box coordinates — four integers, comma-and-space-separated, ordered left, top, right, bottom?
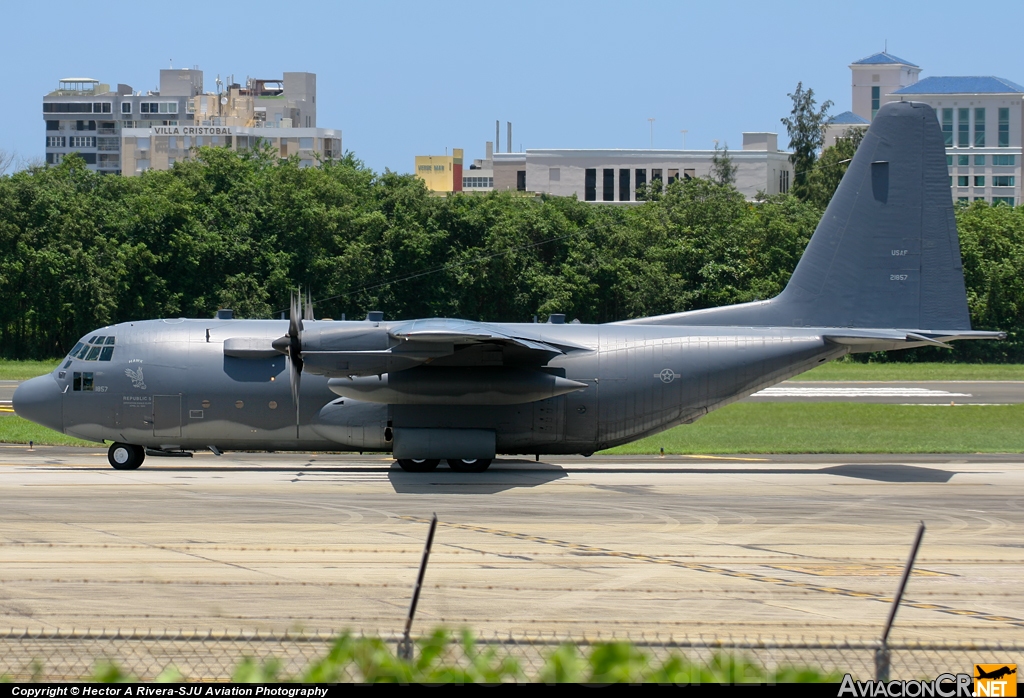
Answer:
152, 126, 235, 136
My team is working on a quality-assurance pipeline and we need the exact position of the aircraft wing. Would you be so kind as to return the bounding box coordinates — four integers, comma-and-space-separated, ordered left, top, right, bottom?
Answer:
299, 318, 589, 377
389, 318, 588, 354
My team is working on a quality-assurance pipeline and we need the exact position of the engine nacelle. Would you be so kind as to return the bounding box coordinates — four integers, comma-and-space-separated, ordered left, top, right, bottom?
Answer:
312, 398, 391, 449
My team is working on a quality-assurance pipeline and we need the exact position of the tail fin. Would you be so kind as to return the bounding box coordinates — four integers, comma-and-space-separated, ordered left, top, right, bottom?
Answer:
626, 101, 972, 330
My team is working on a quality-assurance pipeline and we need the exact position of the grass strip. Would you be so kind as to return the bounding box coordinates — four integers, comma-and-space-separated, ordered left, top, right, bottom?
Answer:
794, 361, 1024, 381
5, 403, 1023, 453
603, 402, 1024, 454
0, 414, 95, 447
0, 360, 61, 380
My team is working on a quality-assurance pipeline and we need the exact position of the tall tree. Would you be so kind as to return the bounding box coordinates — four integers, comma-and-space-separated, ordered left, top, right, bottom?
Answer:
804, 127, 865, 209
781, 82, 833, 201
710, 141, 737, 186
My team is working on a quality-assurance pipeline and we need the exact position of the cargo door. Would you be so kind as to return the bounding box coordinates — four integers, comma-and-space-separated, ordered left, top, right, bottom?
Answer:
153, 394, 182, 438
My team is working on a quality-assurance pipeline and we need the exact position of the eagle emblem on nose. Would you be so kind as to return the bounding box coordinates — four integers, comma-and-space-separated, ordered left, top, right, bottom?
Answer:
125, 367, 147, 390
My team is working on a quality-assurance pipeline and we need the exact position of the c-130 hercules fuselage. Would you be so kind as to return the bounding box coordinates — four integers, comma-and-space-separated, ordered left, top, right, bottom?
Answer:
13, 102, 1004, 471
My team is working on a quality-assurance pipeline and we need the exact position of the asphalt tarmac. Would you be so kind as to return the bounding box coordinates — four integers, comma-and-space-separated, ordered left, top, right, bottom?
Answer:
4, 379, 1023, 404
1, 447, 1021, 642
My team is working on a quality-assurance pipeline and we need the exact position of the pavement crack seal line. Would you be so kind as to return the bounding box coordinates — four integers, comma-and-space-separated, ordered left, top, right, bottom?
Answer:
398, 516, 1024, 629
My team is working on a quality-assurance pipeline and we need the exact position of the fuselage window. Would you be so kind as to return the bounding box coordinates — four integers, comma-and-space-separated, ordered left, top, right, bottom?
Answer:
73, 335, 115, 361
72, 372, 94, 391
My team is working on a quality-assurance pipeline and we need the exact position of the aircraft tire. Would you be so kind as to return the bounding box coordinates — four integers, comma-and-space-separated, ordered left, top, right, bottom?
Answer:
447, 458, 492, 473
396, 458, 440, 473
108, 442, 145, 470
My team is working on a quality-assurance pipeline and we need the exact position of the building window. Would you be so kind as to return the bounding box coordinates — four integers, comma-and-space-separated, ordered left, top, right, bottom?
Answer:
168, 136, 177, 150
43, 102, 93, 113
957, 154, 969, 166
92, 102, 111, 113
992, 197, 1014, 206
949, 176, 953, 187
993, 154, 1015, 166
942, 109, 953, 146
668, 168, 679, 184
46, 120, 59, 131
683, 168, 695, 180
958, 108, 970, 147
651, 169, 663, 193
584, 168, 596, 201
957, 197, 969, 202
974, 176, 985, 187
779, 169, 790, 193
975, 197, 986, 202
946, 155, 953, 166
974, 155, 986, 166
974, 108, 985, 147
958, 175, 969, 187
634, 168, 647, 199
871, 86, 880, 119
619, 168, 630, 201
462, 176, 493, 188
999, 107, 1010, 147
96, 137, 119, 151
516, 170, 526, 191
993, 175, 1015, 187
140, 102, 179, 114
46, 153, 64, 165
69, 136, 95, 148
602, 169, 614, 201
121, 102, 132, 114
46, 136, 65, 148
299, 137, 313, 149
549, 167, 560, 181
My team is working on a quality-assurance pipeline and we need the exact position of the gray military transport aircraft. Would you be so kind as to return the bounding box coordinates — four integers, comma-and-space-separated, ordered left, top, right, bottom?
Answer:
13, 102, 1004, 472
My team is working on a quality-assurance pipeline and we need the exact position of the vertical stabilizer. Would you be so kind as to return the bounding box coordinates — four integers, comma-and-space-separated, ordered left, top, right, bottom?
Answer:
626, 101, 971, 330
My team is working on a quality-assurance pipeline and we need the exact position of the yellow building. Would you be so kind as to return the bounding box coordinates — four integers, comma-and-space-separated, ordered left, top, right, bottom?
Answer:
414, 149, 463, 192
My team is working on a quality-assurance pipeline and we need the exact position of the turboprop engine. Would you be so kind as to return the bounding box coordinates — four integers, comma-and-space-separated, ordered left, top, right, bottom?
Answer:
326, 367, 587, 405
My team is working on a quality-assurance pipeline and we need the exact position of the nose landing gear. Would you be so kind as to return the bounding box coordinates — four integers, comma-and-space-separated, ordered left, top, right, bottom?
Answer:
108, 442, 145, 470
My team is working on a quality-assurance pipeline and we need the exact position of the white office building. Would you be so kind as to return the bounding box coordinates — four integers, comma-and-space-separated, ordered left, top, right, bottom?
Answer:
490, 132, 793, 202
838, 52, 1024, 205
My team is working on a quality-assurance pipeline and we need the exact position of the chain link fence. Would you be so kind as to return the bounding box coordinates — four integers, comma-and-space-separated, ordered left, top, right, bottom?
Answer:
2, 629, 1020, 682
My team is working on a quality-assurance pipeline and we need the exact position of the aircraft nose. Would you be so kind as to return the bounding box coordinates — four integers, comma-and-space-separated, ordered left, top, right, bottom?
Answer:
12, 375, 64, 433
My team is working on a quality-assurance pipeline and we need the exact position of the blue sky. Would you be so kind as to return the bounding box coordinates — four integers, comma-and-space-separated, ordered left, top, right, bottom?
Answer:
4, 0, 1024, 173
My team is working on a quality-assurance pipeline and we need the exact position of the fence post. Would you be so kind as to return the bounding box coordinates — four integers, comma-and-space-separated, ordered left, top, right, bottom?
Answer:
876, 520, 926, 681
397, 513, 438, 662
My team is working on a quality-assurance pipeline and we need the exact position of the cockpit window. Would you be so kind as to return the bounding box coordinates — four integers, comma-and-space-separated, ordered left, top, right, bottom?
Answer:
71, 335, 116, 361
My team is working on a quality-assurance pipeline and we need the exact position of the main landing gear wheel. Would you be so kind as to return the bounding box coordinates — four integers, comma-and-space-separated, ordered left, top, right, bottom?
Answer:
447, 458, 492, 473
396, 458, 440, 473
108, 442, 145, 470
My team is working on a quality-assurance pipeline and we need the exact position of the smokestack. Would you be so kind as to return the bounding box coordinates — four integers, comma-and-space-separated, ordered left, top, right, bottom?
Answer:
507, 121, 512, 153
496, 120, 500, 153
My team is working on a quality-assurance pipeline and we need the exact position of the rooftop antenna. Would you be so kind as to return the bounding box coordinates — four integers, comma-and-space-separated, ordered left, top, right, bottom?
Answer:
648, 117, 655, 148
885, 39, 887, 52
169, 58, 173, 69
681, 129, 688, 149
216, 74, 222, 94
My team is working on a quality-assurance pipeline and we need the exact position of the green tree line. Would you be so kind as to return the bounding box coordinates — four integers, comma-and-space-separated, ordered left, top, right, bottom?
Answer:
0, 145, 1020, 361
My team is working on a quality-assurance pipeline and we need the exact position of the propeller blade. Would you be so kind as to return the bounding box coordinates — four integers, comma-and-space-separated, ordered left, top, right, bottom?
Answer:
288, 288, 304, 438
303, 289, 314, 322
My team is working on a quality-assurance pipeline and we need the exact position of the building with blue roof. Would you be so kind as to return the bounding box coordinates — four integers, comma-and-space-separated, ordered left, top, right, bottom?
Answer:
838, 52, 1021, 205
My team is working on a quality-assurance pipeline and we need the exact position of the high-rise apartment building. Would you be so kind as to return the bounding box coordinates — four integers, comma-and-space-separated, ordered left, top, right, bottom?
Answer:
43, 69, 339, 176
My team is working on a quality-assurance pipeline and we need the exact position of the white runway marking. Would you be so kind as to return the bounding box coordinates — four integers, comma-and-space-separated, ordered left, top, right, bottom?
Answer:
753, 387, 972, 398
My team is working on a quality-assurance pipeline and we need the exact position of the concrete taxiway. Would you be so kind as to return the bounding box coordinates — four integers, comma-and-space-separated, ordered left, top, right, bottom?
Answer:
1, 446, 1021, 641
